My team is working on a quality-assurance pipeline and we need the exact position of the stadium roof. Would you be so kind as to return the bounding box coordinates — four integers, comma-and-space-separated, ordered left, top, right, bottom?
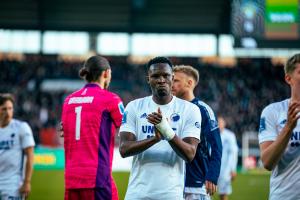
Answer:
0, 0, 230, 34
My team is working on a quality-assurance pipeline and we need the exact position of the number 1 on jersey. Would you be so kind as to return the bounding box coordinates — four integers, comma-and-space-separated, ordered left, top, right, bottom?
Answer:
75, 106, 82, 140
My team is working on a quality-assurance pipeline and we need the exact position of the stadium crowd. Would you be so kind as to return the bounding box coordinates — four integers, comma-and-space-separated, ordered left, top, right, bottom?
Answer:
0, 55, 289, 145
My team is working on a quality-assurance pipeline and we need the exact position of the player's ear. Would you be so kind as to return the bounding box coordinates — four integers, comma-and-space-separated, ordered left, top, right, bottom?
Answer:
187, 79, 193, 87
147, 75, 150, 83
285, 73, 292, 85
103, 69, 109, 78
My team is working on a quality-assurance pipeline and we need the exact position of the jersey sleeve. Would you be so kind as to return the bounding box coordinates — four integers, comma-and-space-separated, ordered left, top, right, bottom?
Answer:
119, 101, 137, 136
61, 97, 68, 124
109, 94, 124, 128
258, 104, 278, 144
182, 103, 201, 140
205, 115, 222, 184
20, 122, 35, 149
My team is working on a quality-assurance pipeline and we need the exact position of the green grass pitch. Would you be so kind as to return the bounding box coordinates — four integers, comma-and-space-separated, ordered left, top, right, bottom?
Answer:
28, 170, 269, 200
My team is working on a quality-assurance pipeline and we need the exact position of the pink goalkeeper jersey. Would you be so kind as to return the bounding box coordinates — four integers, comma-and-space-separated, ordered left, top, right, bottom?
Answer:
62, 83, 124, 197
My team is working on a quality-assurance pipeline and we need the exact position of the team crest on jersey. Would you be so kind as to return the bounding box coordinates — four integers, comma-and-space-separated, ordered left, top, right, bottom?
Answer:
170, 113, 180, 122
195, 122, 201, 129
118, 102, 125, 114
122, 111, 128, 124
259, 117, 266, 133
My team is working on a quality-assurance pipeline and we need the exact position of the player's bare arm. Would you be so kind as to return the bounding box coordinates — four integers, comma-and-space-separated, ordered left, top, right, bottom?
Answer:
147, 108, 199, 162
19, 146, 34, 199
119, 130, 161, 158
260, 101, 300, 170
231, 171, 237, 181
168, 136, 199, 162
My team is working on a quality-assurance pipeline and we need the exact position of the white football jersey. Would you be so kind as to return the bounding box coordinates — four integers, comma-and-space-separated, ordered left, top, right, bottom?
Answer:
259, 99, 300, 200
219, 128, 238, 181
0, 119, 35, 191
120, 96, 202, 200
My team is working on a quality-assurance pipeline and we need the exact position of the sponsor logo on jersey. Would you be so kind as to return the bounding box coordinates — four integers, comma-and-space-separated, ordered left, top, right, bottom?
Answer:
140, 113, 147, 118
141, 125, 177, 139
142, 125, 155, 139
142, 125, 154, 134
259, 117, 266, 133
0, 140, 14, 150
0, 133, 15, 150
122, 111, 128, 124
290, 131, 300, 147
170, 113, 180, 122
290, 142, 300, 147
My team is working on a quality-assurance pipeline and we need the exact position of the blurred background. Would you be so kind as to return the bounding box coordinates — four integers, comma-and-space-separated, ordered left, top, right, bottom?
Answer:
0, 0, 299, 199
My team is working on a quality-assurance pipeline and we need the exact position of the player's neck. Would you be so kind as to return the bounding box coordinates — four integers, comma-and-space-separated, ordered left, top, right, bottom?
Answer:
90, 81, 104, 89
153, 95, 173, 105
0, 119, 11, 128
291, 90, 300, 102
184, 91, 195, 102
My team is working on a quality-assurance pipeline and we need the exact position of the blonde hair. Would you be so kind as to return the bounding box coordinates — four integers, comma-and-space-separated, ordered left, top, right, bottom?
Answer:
285, 53, 300, 74
173, 65, 199, 85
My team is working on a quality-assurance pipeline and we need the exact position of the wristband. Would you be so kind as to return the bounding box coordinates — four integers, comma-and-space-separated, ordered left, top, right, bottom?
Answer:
155, 117, 175, 141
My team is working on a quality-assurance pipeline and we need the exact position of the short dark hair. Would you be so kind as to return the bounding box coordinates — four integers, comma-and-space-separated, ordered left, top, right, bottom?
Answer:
285, 53, 300, 74
79, 55, 111, 82
0, 93, 14, 106
147, 56, 173, 70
